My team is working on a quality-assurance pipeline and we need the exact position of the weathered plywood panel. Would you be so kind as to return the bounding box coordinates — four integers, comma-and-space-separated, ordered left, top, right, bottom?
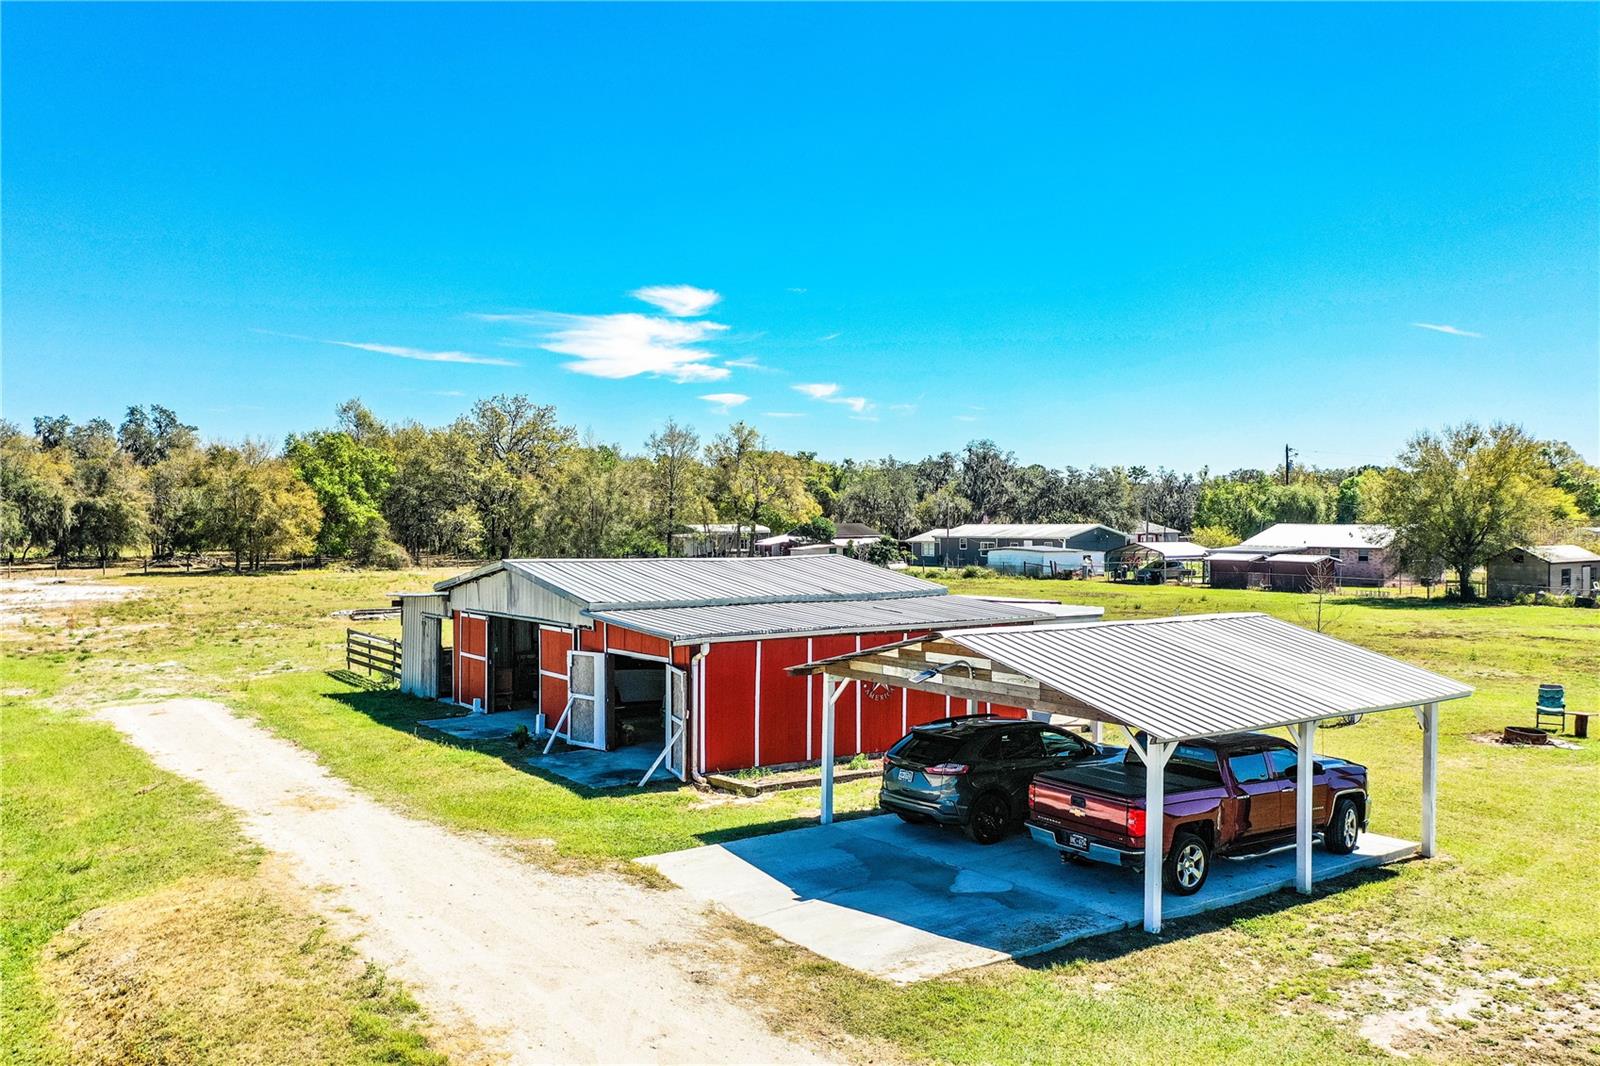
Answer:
399, 594, 446, 698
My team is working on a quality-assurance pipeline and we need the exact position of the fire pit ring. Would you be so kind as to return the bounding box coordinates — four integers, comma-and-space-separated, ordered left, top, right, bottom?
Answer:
1502, 726, 1550, 746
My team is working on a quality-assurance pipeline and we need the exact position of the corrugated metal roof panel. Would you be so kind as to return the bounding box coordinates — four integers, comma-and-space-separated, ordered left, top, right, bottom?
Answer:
1238, 523, 1394, 550
591, 595, 1085, 643
931, 613, 1470, 741
1519, 544, 1600, 564
906, 523, 1120, 542
435, 555, 946, 610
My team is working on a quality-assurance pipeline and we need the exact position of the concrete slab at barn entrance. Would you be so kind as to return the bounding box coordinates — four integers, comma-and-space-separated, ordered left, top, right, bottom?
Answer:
642, 814, 1417, 983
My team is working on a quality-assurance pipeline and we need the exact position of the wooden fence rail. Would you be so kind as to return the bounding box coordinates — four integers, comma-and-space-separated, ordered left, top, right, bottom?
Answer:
346, 628, 401, 682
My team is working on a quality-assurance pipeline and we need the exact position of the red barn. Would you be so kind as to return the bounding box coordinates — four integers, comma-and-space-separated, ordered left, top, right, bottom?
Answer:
397, 556, 1098, 780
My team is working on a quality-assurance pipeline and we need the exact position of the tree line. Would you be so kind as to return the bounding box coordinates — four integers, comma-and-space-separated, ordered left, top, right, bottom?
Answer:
4, 397, 1597, 596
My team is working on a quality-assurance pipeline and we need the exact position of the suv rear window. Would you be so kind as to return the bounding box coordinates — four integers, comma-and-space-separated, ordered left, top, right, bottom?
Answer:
890, 732, 965, 765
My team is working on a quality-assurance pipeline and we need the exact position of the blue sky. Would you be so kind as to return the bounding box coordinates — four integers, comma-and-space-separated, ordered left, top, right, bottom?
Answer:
4, 3, 1596, 470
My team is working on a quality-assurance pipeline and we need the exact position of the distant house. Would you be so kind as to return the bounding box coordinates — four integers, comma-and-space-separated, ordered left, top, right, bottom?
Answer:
906, 523, 1130, 569
831, 522, 884, 549
1235, 523, 1398, 586
673, 523, 770, 557
1486, 545, 1600, 598
1132, 520, 1185, 543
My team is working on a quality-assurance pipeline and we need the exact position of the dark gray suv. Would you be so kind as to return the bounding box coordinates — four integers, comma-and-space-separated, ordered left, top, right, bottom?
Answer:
879, 716, 1110, 844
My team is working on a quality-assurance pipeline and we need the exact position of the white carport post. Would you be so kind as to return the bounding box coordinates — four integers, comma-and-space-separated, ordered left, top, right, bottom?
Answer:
1142, 738, 1173, 934
1419, 701, 1439, 857
1295, 720, 1316, 894
820, 673, 839, 824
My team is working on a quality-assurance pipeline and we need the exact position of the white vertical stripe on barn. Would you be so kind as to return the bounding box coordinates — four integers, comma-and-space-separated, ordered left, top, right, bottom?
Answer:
854, 634, 863, 753
754, 641, 763, 767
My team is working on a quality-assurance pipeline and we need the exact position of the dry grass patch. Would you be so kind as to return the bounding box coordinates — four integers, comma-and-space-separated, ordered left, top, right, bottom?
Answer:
40, 865, 453, 1066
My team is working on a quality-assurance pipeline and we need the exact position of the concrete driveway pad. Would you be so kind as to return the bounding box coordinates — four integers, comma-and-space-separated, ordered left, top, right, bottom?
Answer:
642, 815, 1417, 983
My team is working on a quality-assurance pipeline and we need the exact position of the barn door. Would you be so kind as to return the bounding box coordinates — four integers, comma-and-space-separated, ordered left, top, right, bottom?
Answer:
564, 651, 608, 750
455, 612, 488, 711
664, 665, 687, 781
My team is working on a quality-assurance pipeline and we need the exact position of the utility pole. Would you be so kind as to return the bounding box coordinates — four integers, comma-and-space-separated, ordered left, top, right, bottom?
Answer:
1284, 444, 1295, 485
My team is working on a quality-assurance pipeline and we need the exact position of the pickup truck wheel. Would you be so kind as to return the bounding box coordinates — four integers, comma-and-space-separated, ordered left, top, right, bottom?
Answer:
1164, 832, 1211, 895
963, 792, 1011, 845
1324, 798, 1361, 855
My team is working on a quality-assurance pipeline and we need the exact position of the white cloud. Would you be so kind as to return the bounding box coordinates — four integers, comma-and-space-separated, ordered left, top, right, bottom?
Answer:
954, 414, 979, 423
631, 284, 721, 317
819, 331, 842, 342
700, 392, 749, 413
787, 287, 808, 294
1411, 322, 1482, 338
258, 329, 518, 367
889, 403, 917, 414
793, 382, 870, 413
724, 356, 774, 372
332, 340, 519, 366
478, 311, 730, 382
762, 411, 805, 418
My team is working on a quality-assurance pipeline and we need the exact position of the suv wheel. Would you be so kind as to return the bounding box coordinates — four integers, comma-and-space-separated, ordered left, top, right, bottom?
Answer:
963, 792, 1011, 845
1324, 798, 1361, 855
1164, 831, 1211, 895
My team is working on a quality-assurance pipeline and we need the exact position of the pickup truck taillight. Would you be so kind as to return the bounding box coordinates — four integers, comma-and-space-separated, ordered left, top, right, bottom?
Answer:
1126, 807, 1146, 840
1028, 781, 1037, 809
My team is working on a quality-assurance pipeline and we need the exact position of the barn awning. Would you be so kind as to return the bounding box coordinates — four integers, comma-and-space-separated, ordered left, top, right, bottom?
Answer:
589, 595, 1097, 644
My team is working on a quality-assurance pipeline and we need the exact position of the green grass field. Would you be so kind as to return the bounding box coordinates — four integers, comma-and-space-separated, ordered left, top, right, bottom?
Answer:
4, 566, 1597, 1063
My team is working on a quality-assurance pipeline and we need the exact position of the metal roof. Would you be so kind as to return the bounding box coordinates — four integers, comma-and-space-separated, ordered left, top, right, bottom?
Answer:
906, 523, 1121, 543
1111, 540, 1211, 561
1238, 523, 1393, 550
589, 595, 1090, 644
938, 613, 1470, 741
792, 613, 1469, 741
434, 554, 947, 611
1512, 544, 1600, 564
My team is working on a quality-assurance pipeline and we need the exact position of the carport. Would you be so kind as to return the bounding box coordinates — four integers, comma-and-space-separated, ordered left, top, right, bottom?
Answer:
792, 612, 1472, 934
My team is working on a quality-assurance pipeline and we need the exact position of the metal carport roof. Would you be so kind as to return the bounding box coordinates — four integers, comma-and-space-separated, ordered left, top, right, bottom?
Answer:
941, 613, 1471, 741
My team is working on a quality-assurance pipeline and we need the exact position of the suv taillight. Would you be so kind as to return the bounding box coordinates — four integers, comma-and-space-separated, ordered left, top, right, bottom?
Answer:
924, 763, 969, 776
1127, 807, 1146, 840
1028, 781, 1038, 809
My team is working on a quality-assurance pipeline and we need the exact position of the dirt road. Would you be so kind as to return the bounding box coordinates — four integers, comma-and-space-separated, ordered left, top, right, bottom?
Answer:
97, 698, 830, 1065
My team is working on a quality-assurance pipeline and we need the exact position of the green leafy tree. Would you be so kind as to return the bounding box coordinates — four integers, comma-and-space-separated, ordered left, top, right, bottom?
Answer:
201, 442, 322, 571
1379, 422, 1564, 599
70, 450, 147, 567
286, 430, 394, 562
836, 460, 918, 538
646, 418, 708, 555
118, 404, 197, 467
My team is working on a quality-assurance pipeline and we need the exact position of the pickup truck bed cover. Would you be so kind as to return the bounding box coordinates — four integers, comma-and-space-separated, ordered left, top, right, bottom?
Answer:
1038, 758, 1220, 799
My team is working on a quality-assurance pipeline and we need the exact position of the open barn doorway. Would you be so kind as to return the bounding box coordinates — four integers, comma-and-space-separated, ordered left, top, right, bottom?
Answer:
486, 616, 539, 713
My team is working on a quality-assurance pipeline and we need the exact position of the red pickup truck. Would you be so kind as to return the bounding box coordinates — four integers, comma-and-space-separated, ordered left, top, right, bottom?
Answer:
1026, 731, 1369, 895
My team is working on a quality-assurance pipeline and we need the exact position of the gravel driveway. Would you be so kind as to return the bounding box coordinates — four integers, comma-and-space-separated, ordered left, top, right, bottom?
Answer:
97, 698, 830, 1065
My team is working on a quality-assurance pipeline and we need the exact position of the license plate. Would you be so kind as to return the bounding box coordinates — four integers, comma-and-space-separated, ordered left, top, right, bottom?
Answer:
1068, 833, 1089, 850
896, 768, 913, 783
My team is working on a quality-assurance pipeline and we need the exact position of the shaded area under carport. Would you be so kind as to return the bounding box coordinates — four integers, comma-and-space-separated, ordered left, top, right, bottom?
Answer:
642, 814, 1417, 983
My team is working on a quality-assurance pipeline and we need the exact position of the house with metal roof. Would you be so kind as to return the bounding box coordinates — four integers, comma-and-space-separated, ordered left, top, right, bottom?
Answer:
1486, 544, 1600, 598
397, 555, 1100, 781
906, 523, 1130, 568
1235, 523, 1400, 586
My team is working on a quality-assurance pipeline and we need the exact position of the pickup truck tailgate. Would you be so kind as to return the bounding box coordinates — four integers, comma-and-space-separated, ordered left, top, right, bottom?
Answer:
1029, 774, 1135, 847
